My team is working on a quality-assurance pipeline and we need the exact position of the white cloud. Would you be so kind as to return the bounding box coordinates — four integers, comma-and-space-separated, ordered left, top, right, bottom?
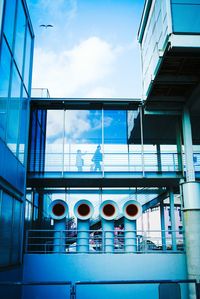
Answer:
85, 87, 116, 98
32, 36, 121, 97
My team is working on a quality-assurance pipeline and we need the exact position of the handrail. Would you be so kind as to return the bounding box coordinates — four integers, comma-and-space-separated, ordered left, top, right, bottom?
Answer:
75, 278, 197, 285
0, 281, 72, 286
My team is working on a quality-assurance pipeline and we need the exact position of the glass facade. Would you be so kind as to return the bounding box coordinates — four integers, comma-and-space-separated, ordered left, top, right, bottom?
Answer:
0, 0, 34, 161
139, 0, 169, 97
28, 107, 182, 173
171, 0, 200, 33
0, 189, 23, 267
0, 0, 34, 268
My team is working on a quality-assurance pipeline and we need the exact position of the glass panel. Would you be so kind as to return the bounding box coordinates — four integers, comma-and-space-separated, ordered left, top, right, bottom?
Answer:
104, 110, 128, 171
45, 110, 64, 171
128, 109, 142, 171
6, 64, 21, 155
3, 0, 16, 50
0, 192, 13, 266
11, 200, 22, 264
0, 37, 11, 140
172, 2, 200, 33
24, 25, 32, 93
18, 88, 28, 164
0, 0, 4, 34
14, 0, 26, 74
65, 110, 102, 172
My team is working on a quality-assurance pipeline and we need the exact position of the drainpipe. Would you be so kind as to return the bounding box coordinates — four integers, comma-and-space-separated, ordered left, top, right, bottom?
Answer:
99, 200, 119, 253
123, 200, 142, 253
48, 200, 68, 253
74, 200, 94, 253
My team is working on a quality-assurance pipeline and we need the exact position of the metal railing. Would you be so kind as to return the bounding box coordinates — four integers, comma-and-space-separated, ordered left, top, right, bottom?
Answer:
0, 281, 72, 299
28, 152, 185, 173
74, 279, 199, 299
25, 229, 184, 254
0, 279, 199, 299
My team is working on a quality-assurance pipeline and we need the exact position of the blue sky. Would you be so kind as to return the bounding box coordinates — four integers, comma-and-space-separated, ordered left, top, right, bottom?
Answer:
27, 0, 145, 98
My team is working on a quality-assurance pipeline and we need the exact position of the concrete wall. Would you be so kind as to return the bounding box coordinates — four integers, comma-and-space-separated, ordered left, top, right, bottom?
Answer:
22, 253, 188, 299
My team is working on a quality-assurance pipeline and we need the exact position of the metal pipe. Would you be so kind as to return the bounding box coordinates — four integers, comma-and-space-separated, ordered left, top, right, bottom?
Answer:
123, 200, 142, 253
169, 189, 177, 251
99, 200, 119, 253
160, 201, 167, 251
74, 200, 94, 253
48, 200, 68, 253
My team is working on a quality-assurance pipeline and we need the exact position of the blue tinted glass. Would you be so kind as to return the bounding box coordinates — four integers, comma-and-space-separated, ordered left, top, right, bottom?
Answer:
18, 88, 29, 164
104, 110, 127, 144
11, 200, 22, 264
0, 37, 11, 140
6, 64, 21, 155
14, 0, 26, 74
0, 0, 4, 34
172, 3, 200, 33
0, 192, 13, 266
3, 0, 16, 50
24, 25, 32, 93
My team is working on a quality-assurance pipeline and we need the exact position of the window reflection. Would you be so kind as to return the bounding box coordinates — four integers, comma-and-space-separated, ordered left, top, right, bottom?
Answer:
0, 38, 11, 140
14, 0, 26, 75
24, 25, 32, 93
6, 64, 21, 154
18, 89, 29, 164
172, 2, 200, 33
44, 109, 134, 172
3, 0, 17, 50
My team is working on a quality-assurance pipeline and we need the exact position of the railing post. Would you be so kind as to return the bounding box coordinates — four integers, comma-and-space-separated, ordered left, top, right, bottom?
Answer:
169, 189, 177, 251
160, 201, 167, 251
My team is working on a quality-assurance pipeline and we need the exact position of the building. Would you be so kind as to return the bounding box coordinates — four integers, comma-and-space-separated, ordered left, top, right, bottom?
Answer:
0, 0, 200, 299
0, 0, 34, 270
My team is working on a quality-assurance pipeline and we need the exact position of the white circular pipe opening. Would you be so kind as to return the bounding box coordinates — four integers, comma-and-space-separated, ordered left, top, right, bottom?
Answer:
74, 199, 94, 220
49, 200, 68, 220
99, 200, 119, 220
123, 200, 142, 220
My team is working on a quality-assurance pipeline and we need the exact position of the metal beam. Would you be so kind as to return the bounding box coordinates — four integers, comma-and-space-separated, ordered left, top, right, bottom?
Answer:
156, 75, 199, 85
30, 98, 141, 110
142, 191, 169, 212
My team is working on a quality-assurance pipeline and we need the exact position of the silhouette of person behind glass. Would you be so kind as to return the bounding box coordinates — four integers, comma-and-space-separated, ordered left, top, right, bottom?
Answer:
76, 149, 86, 171
92, 145, 102, 171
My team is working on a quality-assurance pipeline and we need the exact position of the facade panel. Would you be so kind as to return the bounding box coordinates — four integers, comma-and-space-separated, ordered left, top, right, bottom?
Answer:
0, 0, 34, 268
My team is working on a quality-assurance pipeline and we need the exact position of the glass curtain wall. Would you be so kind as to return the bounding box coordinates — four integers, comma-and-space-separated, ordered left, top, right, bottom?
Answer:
45, 109, 137, 172
0, 0, 33, 163
0, 189, 23, 267
0, 0, 34, 268
171, 0, 200, 33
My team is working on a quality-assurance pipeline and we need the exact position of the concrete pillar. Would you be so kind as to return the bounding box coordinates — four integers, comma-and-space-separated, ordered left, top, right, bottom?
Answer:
181, 108, 199, 299
181, 182, 200, 299
176, 121, 183, 173
182, 108, 195, 182
160, 201, 166, 251
169, 190, 177, 251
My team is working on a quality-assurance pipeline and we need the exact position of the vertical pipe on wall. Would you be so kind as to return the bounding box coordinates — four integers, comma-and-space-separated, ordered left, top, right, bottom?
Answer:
123, 200, 142, 253
176, 120, 183, 174
100, 200, 119, 253
49, 200, 68, 253
182, 107, 195, 182
160, 201, 166, 251
169, 189, 177, 251
74, 200, 94, 253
